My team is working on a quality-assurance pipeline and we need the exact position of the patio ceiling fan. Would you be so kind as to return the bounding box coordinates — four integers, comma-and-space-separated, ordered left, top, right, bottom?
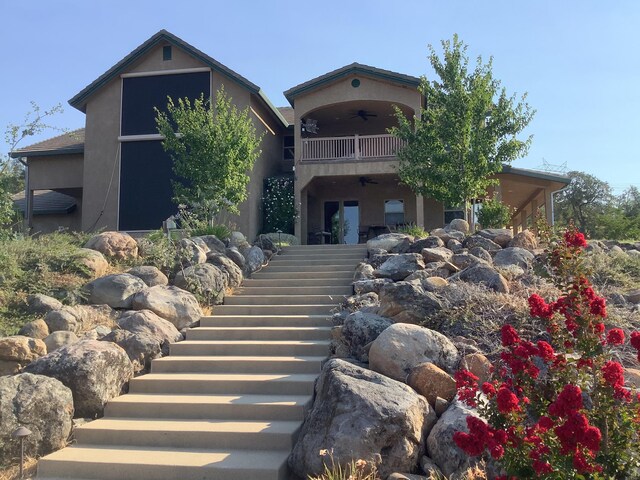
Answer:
359, 176, 379, 187
350, 109, 377, 121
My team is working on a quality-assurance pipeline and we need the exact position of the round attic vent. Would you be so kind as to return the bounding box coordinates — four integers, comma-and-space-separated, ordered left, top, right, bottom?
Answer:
351, 78, 361, 88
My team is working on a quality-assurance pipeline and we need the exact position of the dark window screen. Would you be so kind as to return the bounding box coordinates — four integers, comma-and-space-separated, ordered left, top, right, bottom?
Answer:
119, 141, 179, 230
121, 72, 210, 136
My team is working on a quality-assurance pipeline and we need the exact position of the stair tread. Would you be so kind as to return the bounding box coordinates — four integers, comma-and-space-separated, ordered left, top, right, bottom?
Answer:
155, 355, 326, 361
176, 340, 330, 346
133, 372, 319, 382
190, 327, 332, 332
78, 417, 302, 433
108, 393, 312, 407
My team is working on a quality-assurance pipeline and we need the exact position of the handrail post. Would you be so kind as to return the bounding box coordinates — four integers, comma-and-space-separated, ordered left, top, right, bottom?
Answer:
354, 134, 360, 159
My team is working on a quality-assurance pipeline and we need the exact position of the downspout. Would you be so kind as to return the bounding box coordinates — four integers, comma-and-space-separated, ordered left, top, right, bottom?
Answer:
550, 185, 570, 226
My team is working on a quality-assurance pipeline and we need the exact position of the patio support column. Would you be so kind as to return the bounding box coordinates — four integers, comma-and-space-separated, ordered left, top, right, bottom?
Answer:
531, 198, 538, 233
544, 188, 554, 225
520, 208, 527, 231
416, 195, 425, 228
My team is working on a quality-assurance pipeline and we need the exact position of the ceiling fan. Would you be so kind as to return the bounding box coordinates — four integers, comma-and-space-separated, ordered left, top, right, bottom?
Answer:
359, 176, 379, 187
350, 109, 377, 121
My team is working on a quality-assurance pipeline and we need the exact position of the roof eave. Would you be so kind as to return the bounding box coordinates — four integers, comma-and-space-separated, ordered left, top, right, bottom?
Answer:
500, 164, 571, 184
10, 147, 84, 159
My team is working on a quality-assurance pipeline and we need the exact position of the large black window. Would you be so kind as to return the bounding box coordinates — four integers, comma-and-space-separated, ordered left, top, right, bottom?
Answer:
121, 71, 210, 136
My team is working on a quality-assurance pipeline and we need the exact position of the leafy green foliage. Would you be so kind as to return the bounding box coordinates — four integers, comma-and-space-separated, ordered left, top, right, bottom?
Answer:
397, 223, 429, 238
262, 176, 296, 234
391, 34, 534, 211
478, 196, 514, 228
555, 171, 613, 236
155, 87, 263, 223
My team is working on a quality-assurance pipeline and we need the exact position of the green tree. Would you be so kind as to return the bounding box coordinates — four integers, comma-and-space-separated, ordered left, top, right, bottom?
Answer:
390, 35, 534, 221
478, 195, 514, 228
156, 87, 263, 224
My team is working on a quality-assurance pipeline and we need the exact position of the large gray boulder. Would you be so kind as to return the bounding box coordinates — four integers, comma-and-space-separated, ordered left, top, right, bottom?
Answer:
0, 373, 73, 464
0, 336, 47, 375
18, 319, 49, 339
446, 218, 470, 234
43, 331, 79, 352
127, 266, 168, 287
341, 312, 393, 362
421, 247, 453, 263
408, 236, 444, 253
101, 330, 161, 373
378, 282, 445, 324
26, 293, 63, 315
463, 235, 502, 254
84, 273, 147, 309
468, 246, 493, 264
225, 247, 245, 270
24, 340, 133, 418
450, 253, 487, 270
477, 228, 513, 248
228, 231, 247, 249
118, 309, 183, 355
353, 278, 393, 295
493, 247, 535, 269
178, 238, 208, 266
44, 307, 79, 333
374, 253, 425, 281
174, 263, 227, 304
289, 359, 436, 480
197, 235, 227, 253
132, 286, 203, 330
77, 248, 110, 278
243, 246, 265, 275
458, 263, 509, 293
354, 262, 375, 281
207, 252, 244, 287
369, 323, 460, 381
430, 228, 465, 244
367, 233, 412, 253
427, 401, 480, 477
508, 229, 537, 251
85, 231, 138, 260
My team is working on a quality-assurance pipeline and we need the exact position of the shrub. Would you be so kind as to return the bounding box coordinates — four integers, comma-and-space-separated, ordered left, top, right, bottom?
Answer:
454, 228, 640, 478
478, 196, 513, 229
309, 450, 378, 480
262, 176, 296, 234
398, 223, 429, 238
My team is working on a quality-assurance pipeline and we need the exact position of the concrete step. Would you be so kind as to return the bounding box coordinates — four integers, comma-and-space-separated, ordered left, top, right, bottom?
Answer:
151, 355, 325, 374
250, 270, 354, 280
200, 315, 332, 328
129, 373, 317, 395
264, 264, 359, 272
38, 445, 290, 480
74, 418, 301, 450
242, 277, 353, 287
268, 258, 362, 266
212, 304, 336, 315
274, 252, 366, 260
224, 294, 345, 306
234, 285, 353, 295
283, 245, 367, 252
186, 327, 332, 341
105, 393, 312, 421
170, 340, 331, 357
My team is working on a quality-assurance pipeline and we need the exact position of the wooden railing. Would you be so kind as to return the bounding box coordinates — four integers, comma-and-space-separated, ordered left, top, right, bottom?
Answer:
301, 134, 405, 161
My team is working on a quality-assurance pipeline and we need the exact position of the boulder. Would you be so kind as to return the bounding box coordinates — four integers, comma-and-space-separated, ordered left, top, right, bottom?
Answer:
447, 239, 464, 253
404, 271, 449, 292
367, 233, 412, 253
83, 325, 112, 340
0, 336, 47, 375
225, 247, 245, 269
420, 456, 444, 478
228, 231, 247, 249
178, 238, 207, 266
354, 262, 375, 281
430, 228, 465, 243
289, 359, 436, 480
24, 340, 133, 418
461, 353, 492, 385
254, 234, 278, 253
625, 289, 640, 304
493, 247, 535, 269
369, 253, 396, 269
408, 236, 444, 253
353, 278, 393, 295
0, 373, 73, 464
127, 266, 168, 287
458, 264, 509, 293
18, 319, 49, 339
422, 262, 452, 279
341, 312, 393, 362
421, 247, 453, 263
387, 474, 430, 480
118, 309, 183, 355
408, 362, 457, 405
609, 245, 625, 255
174, 263, 227, 304
344, 293, 379, 312
206, 252, 243, 287
197, 235, 227, 253
84, 273, 147, 309
244, 246, 265, 275
77, 248, 109, 278
72, 304, 118, 331
468, 247, 493, 264
189, 237, 211, 254
625, 368, 640, 388
374, 254, 425, 281
463, 235, 502, 254
43, 331, 79, 352
26, 293, 63, 315
44, 307, 79, 333
85, 231, 138, 260
627, 249, 640, 258
508, 229, 537, 251
427, 401, 479, 477
369, 323, 460, 381
446, 219, 470, 234
101, 330, 161, 373
378, 282, 445, 324
434, 397, 450, 417
451, 253, 487, 270
477, 228, 513, 248
131, 286, 203, 330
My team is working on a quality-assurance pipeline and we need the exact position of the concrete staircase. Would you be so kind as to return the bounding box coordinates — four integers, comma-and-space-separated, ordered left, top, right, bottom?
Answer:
38, 244, 367, 480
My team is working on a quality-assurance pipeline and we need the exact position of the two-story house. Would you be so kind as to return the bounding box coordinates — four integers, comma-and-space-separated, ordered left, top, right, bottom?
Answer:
11, 30, 569, 243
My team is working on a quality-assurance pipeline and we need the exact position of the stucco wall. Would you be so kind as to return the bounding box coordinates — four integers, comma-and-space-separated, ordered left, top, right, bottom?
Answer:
28, 154, 83, 190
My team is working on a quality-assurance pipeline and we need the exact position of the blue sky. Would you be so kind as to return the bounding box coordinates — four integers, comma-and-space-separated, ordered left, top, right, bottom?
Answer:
1, 0, 638, 194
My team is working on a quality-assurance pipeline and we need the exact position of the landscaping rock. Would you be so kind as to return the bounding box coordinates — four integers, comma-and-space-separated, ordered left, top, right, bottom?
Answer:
0, 336, 47, 375
244, 245, 265, 275
451, 253, 486, 270
447, 239, 464, 253
189, 237, 211, 254
374, 253, 425, 281
83, 325, 112, 340
18, 319, 49, 339
625, 368, 640, 388
461, 353, 492, 384
197, 235, 227, 253
85, 231, 138, 260
174, 263, 227, 304
206, 252, 243, 287
625, 289, 640, 304
84, 273, 147, 309
24, 340, 133, 418
26, 293, 63, 315
370, 253, 396, 269
422, 262, 452, 278
178, 238, 207, 266
289, 359, 436, 480
353, 278, 393, 295
354, 262, 375, 281
378, 282, 445, 324
367, 233, 412, 253
131, 286, 203, 330
369, 323, 460, 381
44, 307, 79, 333
341, 311, 393, 362
458, 264, 509, 293
508, 229, 537, 251
420, 456, 444, 478
463, 235, 502, 254
468, 246, 493, 264
434, 397, 449, 417
493, 247, 535, 269
427, 401, 479, 477
422, 247, 453, 263
408, 236, 444, 252
127, 266, 168, 287
431, 228, 465, 243
228, 231, 247, 249
404, 272, 449, 292
446, 218, 470, 234
101, 330, 161, 373
72, 304, 118, 330
477, 228, 513, 247
118, 309, 183, 355
344, 293, 379, 312
77, 248, 109, 278
387, 473, 430, 480
44, 331, 79, 352
254, 234, 278, 253
0, 373, 73, 464
408, 362, 456, 405
225, 247, 245, 269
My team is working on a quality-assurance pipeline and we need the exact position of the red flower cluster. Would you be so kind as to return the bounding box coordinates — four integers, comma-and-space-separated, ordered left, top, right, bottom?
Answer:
564, 229, 588, 248
455, 369, 479, 407
631, 331, 640, 362
453, 416, 507, 460
606, 328, 625, 345
496, 386, 521, 414
499, 324, 544, 379
601, 360, 630, 401
548, 384, 583, 417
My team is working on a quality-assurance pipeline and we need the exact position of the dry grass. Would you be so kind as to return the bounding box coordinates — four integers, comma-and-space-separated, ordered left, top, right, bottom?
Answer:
0, 456, 38, 480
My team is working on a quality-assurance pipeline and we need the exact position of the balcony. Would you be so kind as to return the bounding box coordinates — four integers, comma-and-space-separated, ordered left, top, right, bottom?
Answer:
301, 134, 405, 162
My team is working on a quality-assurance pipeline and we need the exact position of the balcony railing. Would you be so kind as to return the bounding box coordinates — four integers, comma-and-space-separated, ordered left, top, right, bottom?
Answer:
301, 134, 405, 161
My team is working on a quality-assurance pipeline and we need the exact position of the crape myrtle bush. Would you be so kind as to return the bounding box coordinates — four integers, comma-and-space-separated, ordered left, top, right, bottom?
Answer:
454, 228, 640, 479
262, 176, 296, 235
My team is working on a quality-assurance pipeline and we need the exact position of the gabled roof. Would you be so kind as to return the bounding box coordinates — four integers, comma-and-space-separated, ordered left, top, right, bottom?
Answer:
277, 107, 294, 125
284, 62, 421, 105
68, 30, 287, 127
10, 129, 85, 158
12, 190, 77, 215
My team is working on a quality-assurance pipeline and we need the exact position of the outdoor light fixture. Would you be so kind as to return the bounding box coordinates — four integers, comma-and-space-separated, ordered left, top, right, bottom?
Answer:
12, 426, 32, 479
